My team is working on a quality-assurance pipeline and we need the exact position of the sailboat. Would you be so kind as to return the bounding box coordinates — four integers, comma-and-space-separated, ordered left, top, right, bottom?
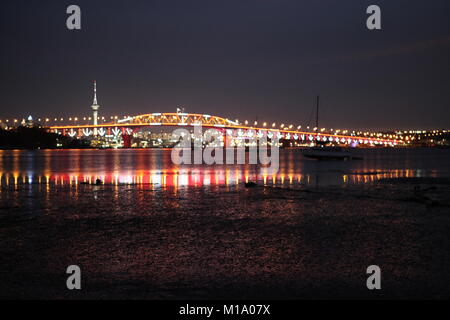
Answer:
302, 96, 362, 161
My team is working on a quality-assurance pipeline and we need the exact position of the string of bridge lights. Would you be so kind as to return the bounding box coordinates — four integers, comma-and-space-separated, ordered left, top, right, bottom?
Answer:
0, 116, 447, 142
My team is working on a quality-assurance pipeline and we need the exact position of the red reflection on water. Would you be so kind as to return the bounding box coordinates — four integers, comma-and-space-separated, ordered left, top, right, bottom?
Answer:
0, 149, 440, 189
0, 169, 424, 189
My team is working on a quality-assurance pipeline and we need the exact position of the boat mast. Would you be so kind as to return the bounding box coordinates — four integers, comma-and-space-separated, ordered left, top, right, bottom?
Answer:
315, 95, 320, 147
316, 95, 319, 130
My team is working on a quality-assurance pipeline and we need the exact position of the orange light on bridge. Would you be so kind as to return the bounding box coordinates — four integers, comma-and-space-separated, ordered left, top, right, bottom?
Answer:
46, 112, 404, 145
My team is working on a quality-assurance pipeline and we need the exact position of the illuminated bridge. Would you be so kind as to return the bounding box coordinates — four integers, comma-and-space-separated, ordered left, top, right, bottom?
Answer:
45, 82, 402, 147
49, 112, 402, 147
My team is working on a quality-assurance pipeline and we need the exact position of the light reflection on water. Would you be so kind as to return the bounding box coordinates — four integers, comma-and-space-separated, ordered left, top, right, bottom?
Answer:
0, 148, 449, 189
1, 148, 450, 299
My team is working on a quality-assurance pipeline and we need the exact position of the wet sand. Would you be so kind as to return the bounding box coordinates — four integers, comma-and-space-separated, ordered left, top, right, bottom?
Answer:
1, 178, 450, 299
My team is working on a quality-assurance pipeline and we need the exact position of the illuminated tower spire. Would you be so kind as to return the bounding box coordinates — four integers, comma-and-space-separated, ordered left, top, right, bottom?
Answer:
93, 80, 98, 105
91, 80, 100, 127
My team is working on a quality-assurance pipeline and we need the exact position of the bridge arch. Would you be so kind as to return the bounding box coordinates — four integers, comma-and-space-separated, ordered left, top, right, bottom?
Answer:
117, 113, 239, 127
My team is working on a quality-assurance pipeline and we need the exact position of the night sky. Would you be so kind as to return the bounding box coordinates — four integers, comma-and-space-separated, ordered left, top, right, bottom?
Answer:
1, 0, 449, 130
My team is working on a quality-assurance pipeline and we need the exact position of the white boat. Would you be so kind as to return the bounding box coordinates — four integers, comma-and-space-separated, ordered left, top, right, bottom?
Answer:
301, 96, 362, 161
302, 146, 362, 161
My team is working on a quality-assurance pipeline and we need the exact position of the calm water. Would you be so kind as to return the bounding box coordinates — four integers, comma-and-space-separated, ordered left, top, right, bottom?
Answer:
1, 148, 450, 299
0, 148, 449, 188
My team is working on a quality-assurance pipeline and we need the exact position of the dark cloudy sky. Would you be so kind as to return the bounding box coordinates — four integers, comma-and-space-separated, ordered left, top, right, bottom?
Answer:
1, 0, 449, 130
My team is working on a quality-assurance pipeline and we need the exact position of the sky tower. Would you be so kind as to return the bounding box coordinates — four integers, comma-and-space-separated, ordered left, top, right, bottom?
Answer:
91, 81, 100, 127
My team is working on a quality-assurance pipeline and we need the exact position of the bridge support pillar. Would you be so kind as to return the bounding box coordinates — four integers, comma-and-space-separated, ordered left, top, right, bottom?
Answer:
122, 134, 132, 148
222, 130, 227, 149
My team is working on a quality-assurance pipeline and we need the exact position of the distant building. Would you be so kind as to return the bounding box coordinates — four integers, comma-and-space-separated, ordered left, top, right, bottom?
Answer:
26, 115, 34, 127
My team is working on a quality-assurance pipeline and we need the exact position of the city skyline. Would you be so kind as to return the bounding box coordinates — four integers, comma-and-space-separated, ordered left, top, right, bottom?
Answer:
0, 80, 447, 136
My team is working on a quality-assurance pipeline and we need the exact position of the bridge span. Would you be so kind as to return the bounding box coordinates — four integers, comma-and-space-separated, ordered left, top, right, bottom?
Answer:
49, 112, 403, 147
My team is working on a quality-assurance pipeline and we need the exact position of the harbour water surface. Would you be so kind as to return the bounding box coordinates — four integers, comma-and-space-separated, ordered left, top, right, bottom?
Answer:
1, 148, 449, 299
1, 148, 449, 188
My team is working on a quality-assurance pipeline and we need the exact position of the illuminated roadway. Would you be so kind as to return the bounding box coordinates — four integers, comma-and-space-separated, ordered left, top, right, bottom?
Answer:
49, 112, 403, 146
